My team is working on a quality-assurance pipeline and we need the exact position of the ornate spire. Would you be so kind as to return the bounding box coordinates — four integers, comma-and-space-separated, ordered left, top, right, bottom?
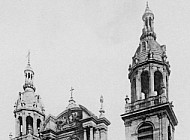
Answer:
141, 2, 156, 40
99, 95, 105, 118
23, 51, 35, 92
69, 87, 75, 103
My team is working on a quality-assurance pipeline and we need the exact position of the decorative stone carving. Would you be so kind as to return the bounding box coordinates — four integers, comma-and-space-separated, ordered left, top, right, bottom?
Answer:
56, 110, 82, 131
124, 120, 132, 127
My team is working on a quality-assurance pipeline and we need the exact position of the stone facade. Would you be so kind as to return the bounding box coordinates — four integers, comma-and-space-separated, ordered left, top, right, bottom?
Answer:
10, 3, 178, 140
121, 3, 178, 140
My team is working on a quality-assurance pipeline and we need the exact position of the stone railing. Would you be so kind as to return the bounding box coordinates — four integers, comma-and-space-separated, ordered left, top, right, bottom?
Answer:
125, 95, 167, 113
12, 134, 40, 140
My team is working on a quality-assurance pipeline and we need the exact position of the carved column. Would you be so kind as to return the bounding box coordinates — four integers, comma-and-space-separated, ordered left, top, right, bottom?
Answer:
100, 129, 106, 140
162, 71, 167, 97
33, 117, 37, 136
22, 115, 26, 135
158, 113, 164, 140
15, 117, 19, 137
84, 128, 87, 140
96, 129, 100, 140
90, 127, 94, 140
149, 68, 155, 97
95, 129, 100, 140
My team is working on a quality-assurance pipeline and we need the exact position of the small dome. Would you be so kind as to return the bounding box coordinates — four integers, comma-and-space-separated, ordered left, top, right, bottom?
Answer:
66, 100, 80, 109
14, 90, 45, 114
133, 40, 166, 65
25, 64, 33, 72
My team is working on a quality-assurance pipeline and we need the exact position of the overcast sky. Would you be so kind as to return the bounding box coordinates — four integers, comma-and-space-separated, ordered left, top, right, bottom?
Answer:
1, 0, 190, 140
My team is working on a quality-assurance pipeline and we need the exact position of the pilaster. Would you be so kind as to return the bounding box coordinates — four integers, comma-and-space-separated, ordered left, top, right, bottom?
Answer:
95, 129, 100, 140
83, 129, 87, 140
22, 114, 26, 135
90, 127, 94, 140
149, 67, 155, 97
15, 117, 19, 137
33, 117, 37, 136
136, 70, 142, 100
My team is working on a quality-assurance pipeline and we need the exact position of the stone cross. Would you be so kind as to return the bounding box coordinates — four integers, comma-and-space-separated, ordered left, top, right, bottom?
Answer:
70, 87, 74, 99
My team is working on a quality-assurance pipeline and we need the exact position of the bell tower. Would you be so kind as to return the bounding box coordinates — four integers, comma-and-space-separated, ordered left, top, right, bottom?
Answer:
13, 52, 45, 140
121, 3, 178, 140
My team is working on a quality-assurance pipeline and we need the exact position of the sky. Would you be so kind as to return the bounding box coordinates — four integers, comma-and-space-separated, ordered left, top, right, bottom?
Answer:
0, 0, 190, 140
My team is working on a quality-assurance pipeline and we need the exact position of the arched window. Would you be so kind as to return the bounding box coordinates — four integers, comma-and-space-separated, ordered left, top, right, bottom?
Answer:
142, 42, 146, 52
154, 71, 163, 95
28, 73, 30, 79
145, 18, 148, 27
149, 17, 152, 27
141, 71, 149, 99
18, 116, 22, 136
26, 116, 33, 134
37, 119, 41, 132
138, 122, 153, 140
131, 78, 136, 102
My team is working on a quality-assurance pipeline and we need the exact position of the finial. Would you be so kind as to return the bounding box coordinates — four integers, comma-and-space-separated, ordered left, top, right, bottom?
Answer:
27, 50, 31, 66
70, 87, 74, 100
99, 95, 105, 118
146, 1, 149, 9
69, 87, 75, 104
125, 95, 129, 103
67, 87, 78, 109
100, 95, 103, 107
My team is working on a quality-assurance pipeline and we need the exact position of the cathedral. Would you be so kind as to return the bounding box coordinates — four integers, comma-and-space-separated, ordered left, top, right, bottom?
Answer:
10, 3, 178, 140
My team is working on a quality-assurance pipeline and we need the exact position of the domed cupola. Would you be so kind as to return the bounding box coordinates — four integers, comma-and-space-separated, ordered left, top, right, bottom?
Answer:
131, 40, 168, 66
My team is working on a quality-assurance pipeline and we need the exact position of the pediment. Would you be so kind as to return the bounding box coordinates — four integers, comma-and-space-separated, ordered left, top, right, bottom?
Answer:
43, 104, 96, 133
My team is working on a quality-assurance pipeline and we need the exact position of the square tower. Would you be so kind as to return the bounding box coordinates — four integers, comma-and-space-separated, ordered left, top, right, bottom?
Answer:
121, 3, 178, 140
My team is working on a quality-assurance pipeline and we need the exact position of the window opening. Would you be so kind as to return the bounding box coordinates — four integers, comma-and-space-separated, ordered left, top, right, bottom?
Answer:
26, 116, 33, 134
18, 116, 23, 136
141, 71, 149, 99
154, 71, 163, 95
37, 119, 41, 132
138, 122, 153, 140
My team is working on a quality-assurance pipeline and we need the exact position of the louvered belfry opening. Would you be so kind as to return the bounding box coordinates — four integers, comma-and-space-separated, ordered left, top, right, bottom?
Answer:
138, 123, 153, 140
